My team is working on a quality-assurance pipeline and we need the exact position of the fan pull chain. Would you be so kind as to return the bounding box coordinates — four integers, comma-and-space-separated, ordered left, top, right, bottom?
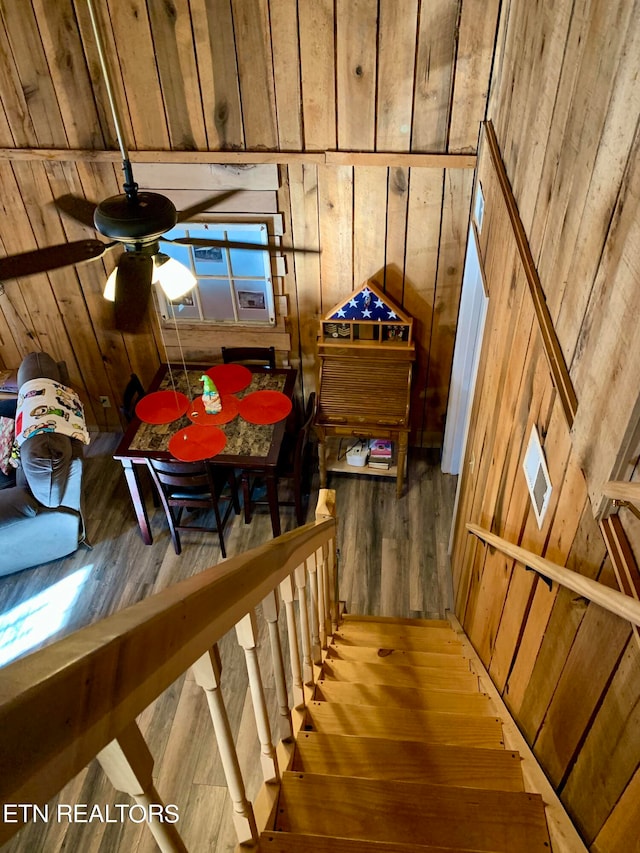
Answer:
155, 307, 180, 400
169, 301, 195, 409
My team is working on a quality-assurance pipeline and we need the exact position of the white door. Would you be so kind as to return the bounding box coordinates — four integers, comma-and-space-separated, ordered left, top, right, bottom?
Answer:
441, 226, 488, 475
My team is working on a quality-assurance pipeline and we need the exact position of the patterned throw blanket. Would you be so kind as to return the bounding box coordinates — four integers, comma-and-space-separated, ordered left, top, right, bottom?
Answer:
15, 378, 90, 446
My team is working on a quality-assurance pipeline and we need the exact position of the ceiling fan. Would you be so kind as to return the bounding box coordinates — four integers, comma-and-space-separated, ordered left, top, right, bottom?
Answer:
0, 0, 317, 333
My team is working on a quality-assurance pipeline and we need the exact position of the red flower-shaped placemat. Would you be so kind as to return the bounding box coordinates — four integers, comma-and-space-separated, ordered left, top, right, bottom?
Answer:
186, 394, 239, 425
237, 390, 292, 425
168, 424, 227, 462
136, 390, 189, 424
205, 363, 253, 395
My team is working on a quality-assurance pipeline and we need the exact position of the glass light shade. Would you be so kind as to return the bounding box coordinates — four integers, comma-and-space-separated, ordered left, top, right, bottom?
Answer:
104, 267, 117, 301
103, 256, 195, 303
153, 255, 196, 300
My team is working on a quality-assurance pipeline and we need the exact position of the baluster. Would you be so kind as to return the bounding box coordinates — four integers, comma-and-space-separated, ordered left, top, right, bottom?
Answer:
262, 589, 293, 741
236, 611, 279, 784
280, 573, 305, 709
315, 543, 328, 650
97, 722, 187, 853
322, 541, 334, 640
191, 645, 258, 846
316, 489, 339, 632
294, 562, 314, 685
306, 552, 322, 665
328, 536, 339, 632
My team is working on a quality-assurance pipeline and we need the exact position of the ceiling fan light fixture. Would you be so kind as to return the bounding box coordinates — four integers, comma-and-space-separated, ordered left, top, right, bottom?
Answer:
153, 254, 196, 301
93, 192, 178, 243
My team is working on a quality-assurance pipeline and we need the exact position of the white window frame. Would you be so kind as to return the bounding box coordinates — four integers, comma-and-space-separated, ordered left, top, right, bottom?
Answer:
157, 221, 276, 326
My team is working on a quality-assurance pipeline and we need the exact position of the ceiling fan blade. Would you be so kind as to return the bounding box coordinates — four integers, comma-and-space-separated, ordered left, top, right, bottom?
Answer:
175, 190, 241, 223
163, 236, 320, 255
0, 239, 112, 280
113, 252, 154, 333
54, 194, 99, 229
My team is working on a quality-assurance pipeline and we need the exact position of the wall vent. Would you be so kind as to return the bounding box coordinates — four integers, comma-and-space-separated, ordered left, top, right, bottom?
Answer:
523, 425, 552, 528
473, 181, 485, 232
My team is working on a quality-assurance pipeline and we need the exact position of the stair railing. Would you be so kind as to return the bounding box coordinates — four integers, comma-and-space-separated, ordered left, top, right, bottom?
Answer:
602, 480, 640, 523
602, 480, 640, 507
0, 489, 338, 851
467, 523, 640, 627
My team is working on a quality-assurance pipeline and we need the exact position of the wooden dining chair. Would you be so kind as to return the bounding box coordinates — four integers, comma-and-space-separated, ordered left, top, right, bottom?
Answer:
121, 373, 146, 422
146, 458, 240, 556
221, 346, 276, 369
242, 392, 316, 528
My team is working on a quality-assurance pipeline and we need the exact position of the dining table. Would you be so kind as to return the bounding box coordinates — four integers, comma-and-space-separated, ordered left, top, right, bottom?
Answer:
113, 362, 298, 543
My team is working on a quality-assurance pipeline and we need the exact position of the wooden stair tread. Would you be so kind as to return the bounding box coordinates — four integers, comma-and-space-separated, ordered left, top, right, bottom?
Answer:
342, 614, 452, 629
276, 772, 551, 852
293, 732, 524, 791
336, 621, 458, 640
305, 701, 504, 748
314, 679, 495, 715
321, 659, 479, 692
333, 630, 463, 655
327, 643, 471, 669
259, 831, 495, 852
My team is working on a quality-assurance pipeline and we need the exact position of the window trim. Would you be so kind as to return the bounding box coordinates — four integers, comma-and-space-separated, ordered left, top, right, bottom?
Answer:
156, 220, 276, 327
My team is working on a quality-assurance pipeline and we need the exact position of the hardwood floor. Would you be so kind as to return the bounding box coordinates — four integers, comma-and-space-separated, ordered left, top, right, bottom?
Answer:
0, 433, 457, 853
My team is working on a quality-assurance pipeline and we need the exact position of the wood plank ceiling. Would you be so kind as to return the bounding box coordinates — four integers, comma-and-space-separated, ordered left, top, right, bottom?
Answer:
0, 0, 500, 437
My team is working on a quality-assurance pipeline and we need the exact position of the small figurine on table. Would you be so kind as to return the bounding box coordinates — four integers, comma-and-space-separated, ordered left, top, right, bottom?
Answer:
200, 374, 222, 414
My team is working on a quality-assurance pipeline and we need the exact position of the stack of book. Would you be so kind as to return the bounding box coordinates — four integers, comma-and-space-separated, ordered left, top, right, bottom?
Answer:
368, 438, 393, 470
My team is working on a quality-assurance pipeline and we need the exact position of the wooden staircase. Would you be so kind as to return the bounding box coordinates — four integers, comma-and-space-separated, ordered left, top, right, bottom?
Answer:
258, 614, 552, 852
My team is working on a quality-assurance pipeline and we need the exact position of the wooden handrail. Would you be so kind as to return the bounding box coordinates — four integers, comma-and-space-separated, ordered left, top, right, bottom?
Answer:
466, 523, 640, 627
484, 120, 578, 428
602, 480, 640, 505
0, 514, 336, 812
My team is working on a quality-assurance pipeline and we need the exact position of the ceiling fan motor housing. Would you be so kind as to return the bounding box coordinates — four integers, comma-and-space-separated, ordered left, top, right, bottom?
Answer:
94, 191, 177, 244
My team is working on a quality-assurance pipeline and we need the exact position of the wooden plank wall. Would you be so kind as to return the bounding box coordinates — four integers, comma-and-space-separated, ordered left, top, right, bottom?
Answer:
0, 0, 500, 441
451, 1, 640, 849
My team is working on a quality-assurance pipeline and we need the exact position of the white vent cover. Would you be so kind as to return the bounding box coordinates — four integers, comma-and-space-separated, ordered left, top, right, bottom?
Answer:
523, 425, 552, 528
473, 181, 485, 232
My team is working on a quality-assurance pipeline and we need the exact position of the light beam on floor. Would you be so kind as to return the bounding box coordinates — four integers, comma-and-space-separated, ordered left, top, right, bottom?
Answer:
0, 566, 91, 666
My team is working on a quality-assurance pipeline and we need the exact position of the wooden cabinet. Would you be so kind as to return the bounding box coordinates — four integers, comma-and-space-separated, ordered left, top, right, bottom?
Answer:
314, 280, 415, 497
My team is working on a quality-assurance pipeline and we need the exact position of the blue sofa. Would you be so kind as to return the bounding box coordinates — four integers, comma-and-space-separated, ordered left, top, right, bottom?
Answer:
0, 352, 85, 576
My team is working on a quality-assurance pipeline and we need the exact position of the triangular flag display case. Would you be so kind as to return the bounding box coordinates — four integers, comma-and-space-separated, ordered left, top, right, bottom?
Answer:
319, 279, 413, 348
315, 280, 415, 497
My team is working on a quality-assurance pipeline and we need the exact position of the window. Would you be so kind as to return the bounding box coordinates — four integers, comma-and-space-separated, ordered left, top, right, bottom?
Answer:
523, 425, 553, 528
157, 222, 275, 326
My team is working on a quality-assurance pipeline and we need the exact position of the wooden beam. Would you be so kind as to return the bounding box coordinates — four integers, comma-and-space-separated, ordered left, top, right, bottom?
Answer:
0, 148, 325, 164
483, 120, 578, 428
325, 151, 477, 168
159, 324, 292, 363
0, 147, 476, 169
